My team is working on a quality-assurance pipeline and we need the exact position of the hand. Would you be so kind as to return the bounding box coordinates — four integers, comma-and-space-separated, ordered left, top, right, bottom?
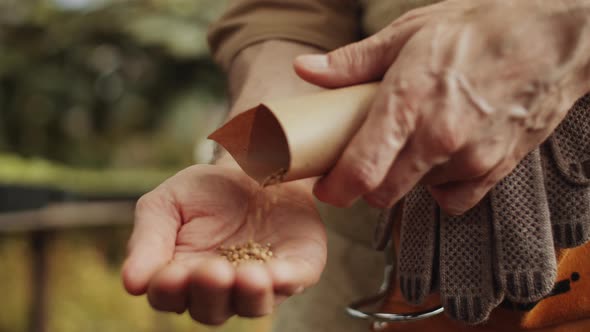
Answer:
294, 0, 590, 214
121, 164, 326, 325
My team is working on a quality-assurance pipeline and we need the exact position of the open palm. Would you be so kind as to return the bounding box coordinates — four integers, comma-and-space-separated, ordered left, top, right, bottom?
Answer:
122, 164, 326, 325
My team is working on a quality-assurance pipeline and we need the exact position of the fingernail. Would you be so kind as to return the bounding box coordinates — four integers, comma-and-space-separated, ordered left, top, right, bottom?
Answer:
365, 192, 392, 208
293, 285, 304, 294
296, 54, 328, 70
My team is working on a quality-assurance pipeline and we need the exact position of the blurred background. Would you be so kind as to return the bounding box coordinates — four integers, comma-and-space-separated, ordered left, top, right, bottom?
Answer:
0, 0, 270, 331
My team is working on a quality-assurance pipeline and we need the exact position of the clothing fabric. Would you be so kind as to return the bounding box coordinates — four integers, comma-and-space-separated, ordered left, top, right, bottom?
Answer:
380, 212, 590, 331
208, 0, 441, 70
208, 0, 362, 70
394, 94, 590, 325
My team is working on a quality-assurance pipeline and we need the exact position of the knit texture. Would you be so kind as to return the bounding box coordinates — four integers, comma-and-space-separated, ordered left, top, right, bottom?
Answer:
440, 198, 500, 324
398, 185, 437, 304
490, 149, 557, 303
391, 93, 590, 324
543, 94, 590, 247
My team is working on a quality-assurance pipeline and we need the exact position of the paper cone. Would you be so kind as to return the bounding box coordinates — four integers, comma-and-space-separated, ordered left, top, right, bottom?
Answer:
208, 83, 379, 183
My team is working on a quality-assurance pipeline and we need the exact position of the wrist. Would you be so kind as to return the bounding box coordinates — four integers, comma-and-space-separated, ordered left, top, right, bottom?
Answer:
227, 40, 325, 116
208, 39, 327, 189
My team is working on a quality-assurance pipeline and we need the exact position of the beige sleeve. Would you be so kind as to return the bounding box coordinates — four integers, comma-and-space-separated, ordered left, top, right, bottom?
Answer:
207, 0, 361, 71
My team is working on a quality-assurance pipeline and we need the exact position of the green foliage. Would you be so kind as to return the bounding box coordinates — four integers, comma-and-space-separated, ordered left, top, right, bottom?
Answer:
0, 0, 229, 170
0, 153, 174, 193
0, 2, 273, 331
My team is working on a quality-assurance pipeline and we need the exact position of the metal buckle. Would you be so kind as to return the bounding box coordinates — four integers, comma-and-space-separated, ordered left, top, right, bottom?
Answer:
347, 214, 444, 324
346, 293, 444, 323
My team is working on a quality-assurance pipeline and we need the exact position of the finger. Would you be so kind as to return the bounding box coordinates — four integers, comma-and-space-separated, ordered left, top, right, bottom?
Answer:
187, 258, 235, 326
397, 186, 438, 304
292, 0, 474, 88
233, 262, 274, 318
362, 139, 435, 208
273, 294, 290, 308
438, 195, 498, 324
489, 148, 557, 303
364, 108, 469, 208
122, 191, 180, 295
268, 258, 319, 296
293, 17, 426, 88
428, 159, 520, 215
313, 86, 416, 207
421, 140, 506, 186
147, 262, 190, 314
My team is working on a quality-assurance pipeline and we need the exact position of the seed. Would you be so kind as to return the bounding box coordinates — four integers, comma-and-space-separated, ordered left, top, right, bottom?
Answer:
218, 241, 274, 266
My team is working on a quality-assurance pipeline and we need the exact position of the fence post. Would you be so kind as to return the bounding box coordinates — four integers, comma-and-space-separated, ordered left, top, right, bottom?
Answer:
29, 230, 50, 332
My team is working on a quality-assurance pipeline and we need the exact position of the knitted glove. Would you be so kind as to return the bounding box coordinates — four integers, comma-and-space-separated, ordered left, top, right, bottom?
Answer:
394, 93, 590, 324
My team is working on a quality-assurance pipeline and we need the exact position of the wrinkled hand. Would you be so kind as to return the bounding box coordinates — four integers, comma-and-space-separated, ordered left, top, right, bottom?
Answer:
295, 0, 590, 214
122, 164, 326, 325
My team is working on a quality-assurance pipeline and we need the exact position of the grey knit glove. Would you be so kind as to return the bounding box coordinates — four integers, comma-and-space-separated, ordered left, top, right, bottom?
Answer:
394, 93, 590, 324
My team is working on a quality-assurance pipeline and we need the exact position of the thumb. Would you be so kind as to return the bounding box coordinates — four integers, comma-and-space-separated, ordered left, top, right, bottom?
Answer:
122, 194, 179, 295
293, 20, 423, 88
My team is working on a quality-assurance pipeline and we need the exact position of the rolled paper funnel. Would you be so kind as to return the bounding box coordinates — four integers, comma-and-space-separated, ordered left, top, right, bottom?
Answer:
208, 82, 379, 184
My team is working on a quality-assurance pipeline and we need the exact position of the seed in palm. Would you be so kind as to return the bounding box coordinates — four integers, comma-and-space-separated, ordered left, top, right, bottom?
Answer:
217, 240, 274, 266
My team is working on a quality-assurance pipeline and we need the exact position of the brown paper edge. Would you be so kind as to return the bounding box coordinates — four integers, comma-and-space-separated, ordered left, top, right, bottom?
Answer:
208, 83, 380, 184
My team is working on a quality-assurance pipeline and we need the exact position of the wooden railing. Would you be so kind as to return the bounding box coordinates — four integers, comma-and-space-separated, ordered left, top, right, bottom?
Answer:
0, 199, 137, 332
